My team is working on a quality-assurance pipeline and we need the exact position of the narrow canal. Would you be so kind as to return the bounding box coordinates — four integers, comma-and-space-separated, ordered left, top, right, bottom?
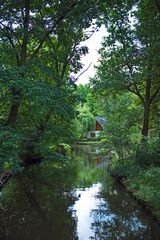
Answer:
0, 144, 159, 239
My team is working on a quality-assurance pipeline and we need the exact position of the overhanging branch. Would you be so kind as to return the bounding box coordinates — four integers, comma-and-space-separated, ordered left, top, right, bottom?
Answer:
74, 62, 92, 81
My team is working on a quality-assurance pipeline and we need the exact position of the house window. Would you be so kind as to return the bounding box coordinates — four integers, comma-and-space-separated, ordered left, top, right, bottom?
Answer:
90, 132, 95, 138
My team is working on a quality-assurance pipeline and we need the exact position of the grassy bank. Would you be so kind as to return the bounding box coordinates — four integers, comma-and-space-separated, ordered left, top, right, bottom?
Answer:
107, 138, 160, 222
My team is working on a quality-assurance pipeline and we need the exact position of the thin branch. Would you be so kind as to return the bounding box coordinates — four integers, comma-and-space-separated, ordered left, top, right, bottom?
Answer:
126, 62, 145, 103
0, 22, 22, 47
83, 26, 99, 40
74, 62, 92, 81
151, 86, 160, 102
6, 33, 20, 65
127, 86, 145, 104
60, 43, 80, 81
0, 24, 20, 65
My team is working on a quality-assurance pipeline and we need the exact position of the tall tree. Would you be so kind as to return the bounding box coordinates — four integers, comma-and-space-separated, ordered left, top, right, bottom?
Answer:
93, 0, 160, 139
0, 0, 109, 125
0, 0, 114, 170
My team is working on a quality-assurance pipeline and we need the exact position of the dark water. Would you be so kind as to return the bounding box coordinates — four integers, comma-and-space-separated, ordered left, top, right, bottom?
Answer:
0, 144, 160, 240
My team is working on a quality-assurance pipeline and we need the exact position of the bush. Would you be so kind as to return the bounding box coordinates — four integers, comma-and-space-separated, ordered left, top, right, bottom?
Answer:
57, 143, 71, 158
107, 151, 140, 178
135, 138, 160, 168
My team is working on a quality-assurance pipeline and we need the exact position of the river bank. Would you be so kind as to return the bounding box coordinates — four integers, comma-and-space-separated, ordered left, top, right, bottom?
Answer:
113, 174, 160, 223
108, 157, 160, 223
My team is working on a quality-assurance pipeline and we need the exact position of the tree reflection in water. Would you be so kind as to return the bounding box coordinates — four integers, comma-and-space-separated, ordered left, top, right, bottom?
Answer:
74, 145, 160, 240
0, 161, 78, 240
90, 179, 160, 240
0, 145, 160, 240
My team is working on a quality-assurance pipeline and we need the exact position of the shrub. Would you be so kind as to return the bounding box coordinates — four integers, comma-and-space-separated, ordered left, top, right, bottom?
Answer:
107, 151, 139, 178
135, 138, 160, 167
57, 143, 71, 158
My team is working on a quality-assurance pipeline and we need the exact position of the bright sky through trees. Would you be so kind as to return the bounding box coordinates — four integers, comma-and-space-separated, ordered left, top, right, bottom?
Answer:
76, 25, 107, 85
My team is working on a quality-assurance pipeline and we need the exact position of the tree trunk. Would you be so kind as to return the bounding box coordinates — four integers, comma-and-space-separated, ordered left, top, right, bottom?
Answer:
142, 100, 150, 138
6, 100, 20, 125
6, 0, 30, 125
141, 76, 151, 139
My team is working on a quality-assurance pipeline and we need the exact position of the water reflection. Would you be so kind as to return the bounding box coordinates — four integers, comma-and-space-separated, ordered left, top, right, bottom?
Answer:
73, 144, 103, 164
0, 145, 160, 240
0, 161, 78, 240
74, 184, 102, 240
73, 145, 160, 240
90, 180, 160, 240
